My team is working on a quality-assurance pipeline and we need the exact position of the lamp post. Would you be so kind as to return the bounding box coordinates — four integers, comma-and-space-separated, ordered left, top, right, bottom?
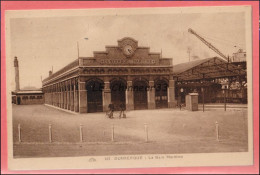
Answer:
77, 37, 88, 58
222, 85, 227, 111
180, 88, 184, 110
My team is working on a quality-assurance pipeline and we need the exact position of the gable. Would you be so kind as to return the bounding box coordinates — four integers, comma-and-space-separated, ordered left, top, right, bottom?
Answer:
80, 37, 172, 66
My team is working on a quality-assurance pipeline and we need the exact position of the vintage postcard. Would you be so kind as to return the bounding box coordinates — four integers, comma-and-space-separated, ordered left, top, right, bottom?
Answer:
5, 5, 253, 170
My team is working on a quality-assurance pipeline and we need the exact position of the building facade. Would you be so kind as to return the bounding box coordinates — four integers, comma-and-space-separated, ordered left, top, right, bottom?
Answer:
232, 49, 246, 62
42, 37, 177, 113
12, 90, 44, 105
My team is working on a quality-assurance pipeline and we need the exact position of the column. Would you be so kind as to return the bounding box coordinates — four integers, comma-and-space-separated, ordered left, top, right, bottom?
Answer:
62, 83, 65, 109
102, 81, 111, 112
79, 81, 87, 113
64, 82, 68, 109
147, 80, 156, 109
67, 82, 70, 110
58, 84, 61, 108
47, 88, 49, 104
58, 83, 61, 108
74, 80, 79, 112
44, 88, 47, 104
125, 81, 134, 111
51, 85, 54, 106
56, 84, 58, 106
168, 79, 177, 108
54, 84, 57, 106
70, 80, 74, 111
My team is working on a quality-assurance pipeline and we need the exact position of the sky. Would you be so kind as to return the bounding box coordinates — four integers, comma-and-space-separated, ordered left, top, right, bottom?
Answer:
9, 10, 246, 90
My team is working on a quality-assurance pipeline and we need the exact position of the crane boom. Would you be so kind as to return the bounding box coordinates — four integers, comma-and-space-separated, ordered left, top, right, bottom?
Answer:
188, 28, 229, 62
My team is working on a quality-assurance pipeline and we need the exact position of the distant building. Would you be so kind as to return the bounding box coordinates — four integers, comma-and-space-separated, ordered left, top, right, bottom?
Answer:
12, 57, 44, 105
232, 49, 246, 62
12, 90, 44, 105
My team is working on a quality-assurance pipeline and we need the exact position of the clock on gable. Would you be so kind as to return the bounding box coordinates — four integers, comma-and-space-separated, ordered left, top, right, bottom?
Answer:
118, 37, 138, 57
123, 44, 134, 56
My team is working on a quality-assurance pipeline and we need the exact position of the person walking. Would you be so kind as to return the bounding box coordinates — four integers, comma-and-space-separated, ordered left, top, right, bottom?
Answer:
119, 103, 126, 119
108, 103, 115, 119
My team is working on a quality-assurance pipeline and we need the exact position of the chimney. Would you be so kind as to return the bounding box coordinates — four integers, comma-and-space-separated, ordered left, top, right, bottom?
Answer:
49, 70, 53, 76
14, 56, 20, 91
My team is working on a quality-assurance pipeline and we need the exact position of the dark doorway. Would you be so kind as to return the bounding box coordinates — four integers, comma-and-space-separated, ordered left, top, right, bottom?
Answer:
17, 97, 21, 105
155, 80, 168, 108
110, 80, 126, 110
133, 80, 148, 110
86, 80, 103, 113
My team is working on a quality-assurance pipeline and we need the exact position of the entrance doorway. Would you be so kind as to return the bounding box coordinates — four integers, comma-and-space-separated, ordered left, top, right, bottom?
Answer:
133, 80, 148, 110
17, 97, 21, 105
86, 80, 103, 113
110, 80, 126, 110
155, 80, 168, 108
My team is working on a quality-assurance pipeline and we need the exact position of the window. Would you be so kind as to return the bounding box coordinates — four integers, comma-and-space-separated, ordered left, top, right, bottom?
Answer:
22, 96, 28, 100
30, 96, 35, 99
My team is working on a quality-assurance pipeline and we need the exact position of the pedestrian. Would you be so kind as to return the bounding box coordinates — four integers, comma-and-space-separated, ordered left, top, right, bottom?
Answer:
119, 103, 126, 119
108, 102, 115, 119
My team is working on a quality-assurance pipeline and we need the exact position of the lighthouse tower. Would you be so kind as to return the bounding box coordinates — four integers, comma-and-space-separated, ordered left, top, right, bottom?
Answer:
14, 56, 20, 91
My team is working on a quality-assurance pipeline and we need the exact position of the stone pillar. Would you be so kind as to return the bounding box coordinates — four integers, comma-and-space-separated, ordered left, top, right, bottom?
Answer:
49, 87, 51, 105
47, 88, 49, 104
74, 81, 79, 112
62, 84, 65, 109
70, 81, 74, 111
61, 84, 64, 108
56, 84, 58, 107
59, 84, 61, 108
54, 84, 57, 106
125, 81, 134, 111
102, 81, 111, 112
168, 79, 177, 108
67, 83, 70, 110
51, 85, 54, 106
60, 85, 62, 108
79, 81, 87, 113
64, 82, 68, 109
147, 80, 156, 109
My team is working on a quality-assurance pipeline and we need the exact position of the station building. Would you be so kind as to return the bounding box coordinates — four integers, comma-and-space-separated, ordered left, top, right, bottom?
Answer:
42, 37, 177, 113
42, 37, 247, 113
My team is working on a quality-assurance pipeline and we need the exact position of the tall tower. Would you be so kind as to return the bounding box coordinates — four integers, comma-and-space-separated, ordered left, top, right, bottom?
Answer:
14, 56, 20, 91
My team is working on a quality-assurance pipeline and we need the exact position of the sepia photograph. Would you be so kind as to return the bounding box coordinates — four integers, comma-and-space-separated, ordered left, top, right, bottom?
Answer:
4, 5, 254, 171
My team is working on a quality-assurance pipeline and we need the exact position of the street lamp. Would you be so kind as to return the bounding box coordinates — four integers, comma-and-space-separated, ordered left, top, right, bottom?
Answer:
77, 37, 89, 58
222, 85, 227, 111
179, 88, 184, 110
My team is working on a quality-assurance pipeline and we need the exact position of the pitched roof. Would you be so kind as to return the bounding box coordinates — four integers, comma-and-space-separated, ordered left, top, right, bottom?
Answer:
172, 57, 223, 75
172, 57, 246, 81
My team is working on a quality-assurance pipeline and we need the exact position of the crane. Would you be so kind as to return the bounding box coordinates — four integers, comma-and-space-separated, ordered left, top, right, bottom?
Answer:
188, 28, 230, 62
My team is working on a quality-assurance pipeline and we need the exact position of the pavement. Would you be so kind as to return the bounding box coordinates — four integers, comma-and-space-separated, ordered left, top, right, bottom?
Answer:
11, 104, 248, 158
